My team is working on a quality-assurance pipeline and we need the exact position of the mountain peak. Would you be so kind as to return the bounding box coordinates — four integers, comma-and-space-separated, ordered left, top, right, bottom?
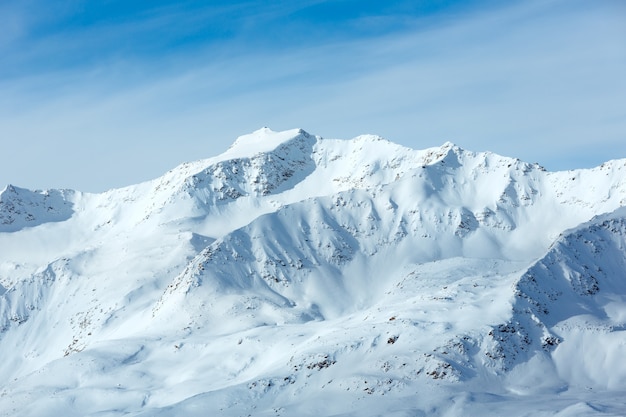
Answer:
1, 184, 20, 195
3, 129, 626, 416
440, 140, 459, 149
224, 127, 314, 159
0, 186, 75, 232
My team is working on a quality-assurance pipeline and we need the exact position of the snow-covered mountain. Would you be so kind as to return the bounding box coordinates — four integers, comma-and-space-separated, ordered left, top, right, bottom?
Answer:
1, 128, 625, 416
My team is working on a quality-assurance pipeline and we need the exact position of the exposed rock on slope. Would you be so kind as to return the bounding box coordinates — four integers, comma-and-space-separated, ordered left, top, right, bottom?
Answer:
0, 128, 625, 416
0, 185, 75, 232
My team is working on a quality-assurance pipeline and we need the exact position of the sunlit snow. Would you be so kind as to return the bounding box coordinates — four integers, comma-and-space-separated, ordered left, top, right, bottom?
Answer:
1, 128, 625, 416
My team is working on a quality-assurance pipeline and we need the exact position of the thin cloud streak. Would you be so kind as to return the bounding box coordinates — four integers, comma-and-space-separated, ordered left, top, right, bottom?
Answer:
0, 0, 624, 191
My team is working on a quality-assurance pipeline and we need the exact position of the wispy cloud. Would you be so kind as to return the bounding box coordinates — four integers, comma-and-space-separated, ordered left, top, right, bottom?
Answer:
1, 0, 624, 191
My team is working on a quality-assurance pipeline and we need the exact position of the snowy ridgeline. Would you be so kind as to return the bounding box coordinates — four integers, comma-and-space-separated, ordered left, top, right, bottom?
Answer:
0, 128, 625, 417
0, 185, 74, 233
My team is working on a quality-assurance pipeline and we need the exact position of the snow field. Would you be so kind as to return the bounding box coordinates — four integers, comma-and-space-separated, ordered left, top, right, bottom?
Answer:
1, 128, 626, 416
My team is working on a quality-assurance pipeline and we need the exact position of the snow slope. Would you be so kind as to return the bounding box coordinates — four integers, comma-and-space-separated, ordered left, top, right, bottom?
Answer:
0, 185, 75, 233
0, 128, 625, 416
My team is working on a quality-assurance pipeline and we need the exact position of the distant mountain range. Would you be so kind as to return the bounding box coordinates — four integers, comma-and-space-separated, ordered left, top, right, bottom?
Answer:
1, 128, 625, 416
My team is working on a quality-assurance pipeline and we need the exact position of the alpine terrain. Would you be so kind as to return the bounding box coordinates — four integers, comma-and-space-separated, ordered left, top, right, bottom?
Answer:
1, 128, 625, 416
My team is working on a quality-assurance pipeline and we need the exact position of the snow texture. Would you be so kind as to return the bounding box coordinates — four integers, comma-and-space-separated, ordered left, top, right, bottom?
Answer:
1, 128, 626, 416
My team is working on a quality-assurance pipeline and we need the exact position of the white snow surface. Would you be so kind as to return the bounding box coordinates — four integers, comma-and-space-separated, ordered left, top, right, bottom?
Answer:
1, 128, 626, 416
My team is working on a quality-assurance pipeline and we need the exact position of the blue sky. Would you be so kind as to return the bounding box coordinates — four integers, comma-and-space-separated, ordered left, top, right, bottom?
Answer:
1, 0, 625, 192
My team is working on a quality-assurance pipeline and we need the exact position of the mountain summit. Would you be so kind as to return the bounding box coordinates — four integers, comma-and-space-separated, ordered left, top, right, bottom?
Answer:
1, 128, 625, 416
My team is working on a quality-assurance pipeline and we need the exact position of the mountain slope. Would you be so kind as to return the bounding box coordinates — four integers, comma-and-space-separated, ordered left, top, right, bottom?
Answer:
499, 208, 626, 389
0, 185, 75, 233
0, 128, 625, 416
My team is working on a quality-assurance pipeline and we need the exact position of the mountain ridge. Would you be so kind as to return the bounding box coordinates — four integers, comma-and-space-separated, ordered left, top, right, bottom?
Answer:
0, 128, 625, 416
